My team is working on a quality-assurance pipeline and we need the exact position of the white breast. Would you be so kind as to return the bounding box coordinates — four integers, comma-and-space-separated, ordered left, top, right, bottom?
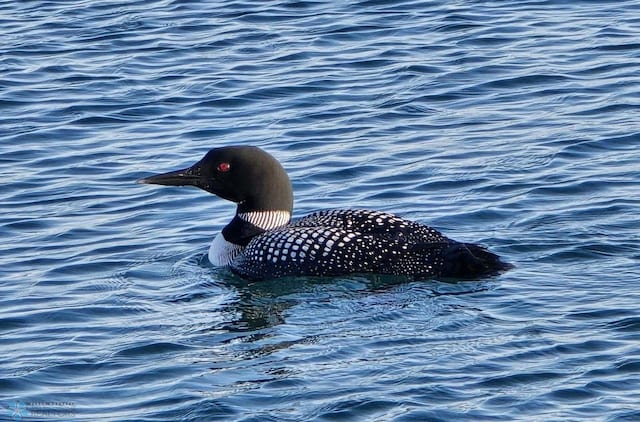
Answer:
208, 232, 244, 266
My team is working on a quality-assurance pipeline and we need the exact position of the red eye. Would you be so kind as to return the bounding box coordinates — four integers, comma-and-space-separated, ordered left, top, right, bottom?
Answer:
217, 162, 231, 172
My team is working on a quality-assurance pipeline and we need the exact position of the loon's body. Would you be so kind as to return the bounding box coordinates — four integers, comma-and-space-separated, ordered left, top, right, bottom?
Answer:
139, 146, 510, 281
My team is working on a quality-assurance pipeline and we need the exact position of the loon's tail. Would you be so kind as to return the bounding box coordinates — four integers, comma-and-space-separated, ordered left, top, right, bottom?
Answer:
440, 242, 512, 279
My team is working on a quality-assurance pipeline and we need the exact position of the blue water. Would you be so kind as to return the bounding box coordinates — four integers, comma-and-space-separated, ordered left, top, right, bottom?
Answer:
2, 0, 639, 420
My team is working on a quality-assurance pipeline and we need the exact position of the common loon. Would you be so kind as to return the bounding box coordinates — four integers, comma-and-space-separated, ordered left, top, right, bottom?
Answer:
139, 146, 510, 281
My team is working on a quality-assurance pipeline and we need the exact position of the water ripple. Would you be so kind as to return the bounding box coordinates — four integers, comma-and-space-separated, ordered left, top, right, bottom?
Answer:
1, 0, 639, 420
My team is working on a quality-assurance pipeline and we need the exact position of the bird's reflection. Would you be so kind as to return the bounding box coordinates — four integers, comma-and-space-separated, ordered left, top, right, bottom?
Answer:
213, 268, 496, 333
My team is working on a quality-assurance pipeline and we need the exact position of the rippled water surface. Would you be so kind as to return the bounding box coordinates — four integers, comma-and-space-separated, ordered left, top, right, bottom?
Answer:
2, 0, 640, 420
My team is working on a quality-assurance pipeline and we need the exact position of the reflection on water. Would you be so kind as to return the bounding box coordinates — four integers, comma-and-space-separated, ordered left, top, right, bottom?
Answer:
220, 266, 497, 333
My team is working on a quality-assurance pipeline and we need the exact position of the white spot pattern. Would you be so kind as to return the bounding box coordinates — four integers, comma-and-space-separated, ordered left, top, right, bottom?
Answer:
226, 209, 461, 281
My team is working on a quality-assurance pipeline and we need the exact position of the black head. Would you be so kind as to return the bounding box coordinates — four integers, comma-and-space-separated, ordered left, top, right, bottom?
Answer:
138, 146, 293, 214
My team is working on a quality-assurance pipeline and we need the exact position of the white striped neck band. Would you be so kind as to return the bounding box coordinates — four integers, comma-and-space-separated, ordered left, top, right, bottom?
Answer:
237, 210, 291, 230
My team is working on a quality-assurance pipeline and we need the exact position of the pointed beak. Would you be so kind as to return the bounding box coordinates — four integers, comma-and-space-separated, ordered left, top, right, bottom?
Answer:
137, 164, 203, 187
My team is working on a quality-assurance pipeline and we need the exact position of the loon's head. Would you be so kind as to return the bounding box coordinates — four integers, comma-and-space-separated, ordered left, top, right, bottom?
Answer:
138, 146, 293, 214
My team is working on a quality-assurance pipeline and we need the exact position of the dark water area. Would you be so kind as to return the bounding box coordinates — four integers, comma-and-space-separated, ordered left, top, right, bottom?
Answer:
1, 0, 639, 420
